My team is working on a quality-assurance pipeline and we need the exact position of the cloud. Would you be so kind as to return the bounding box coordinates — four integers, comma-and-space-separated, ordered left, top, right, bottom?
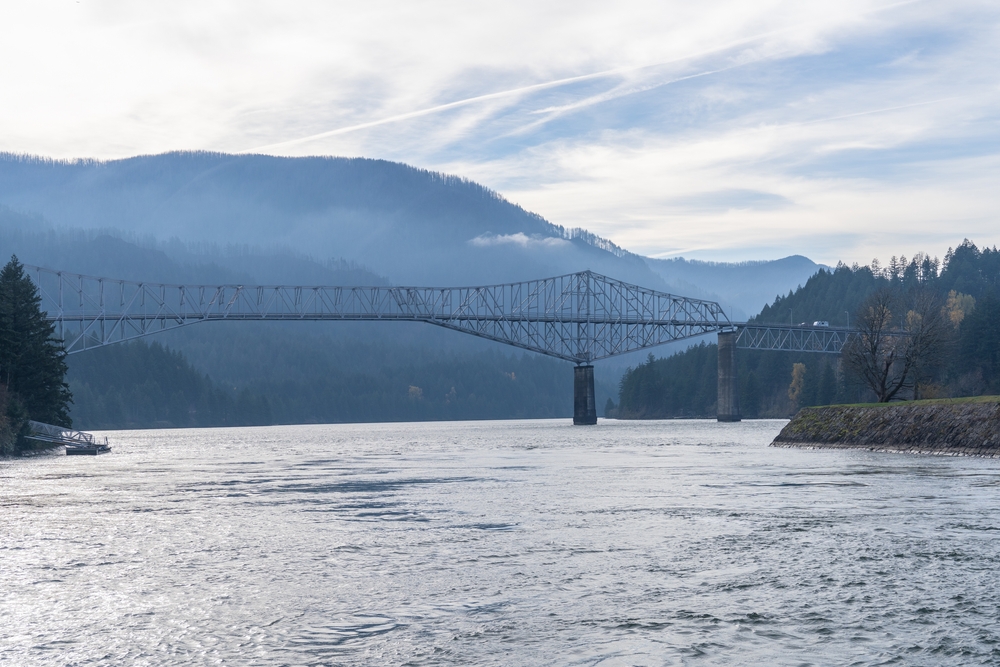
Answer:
0, 1, 894, 156
468, 233, 571, 249
0, 1, 998, 265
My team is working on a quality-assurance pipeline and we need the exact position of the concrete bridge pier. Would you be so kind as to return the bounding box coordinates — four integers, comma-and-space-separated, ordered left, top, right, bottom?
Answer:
573, 364, 598, 425
717, 331, 741, 422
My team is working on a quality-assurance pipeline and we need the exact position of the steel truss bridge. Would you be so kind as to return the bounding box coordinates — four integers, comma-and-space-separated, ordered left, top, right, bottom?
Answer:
27, 264, 859, 423
28, 264, 853, 360
31, 265, 736, 361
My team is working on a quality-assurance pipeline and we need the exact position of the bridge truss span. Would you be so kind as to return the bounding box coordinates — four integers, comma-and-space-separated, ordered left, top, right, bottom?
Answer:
29, 265, 731, 363
735, 324, 853, 353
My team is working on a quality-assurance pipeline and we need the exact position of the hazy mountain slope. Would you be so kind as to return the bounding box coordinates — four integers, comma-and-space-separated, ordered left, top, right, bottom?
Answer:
645, 255, 824, 320
0, 222, 621, 426
0, 207, 387, 286
0, 152, 666, 288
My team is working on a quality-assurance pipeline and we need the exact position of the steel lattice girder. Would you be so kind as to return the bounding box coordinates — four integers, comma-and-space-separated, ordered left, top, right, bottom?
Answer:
29, 265, 731, 362
735, 325, 853, 353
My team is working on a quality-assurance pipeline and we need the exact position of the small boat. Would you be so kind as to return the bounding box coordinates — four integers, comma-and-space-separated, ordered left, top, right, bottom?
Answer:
65, 443, 113, 455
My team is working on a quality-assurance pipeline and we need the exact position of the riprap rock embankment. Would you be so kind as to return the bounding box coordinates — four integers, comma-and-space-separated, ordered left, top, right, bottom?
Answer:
771, 398, 1000, 457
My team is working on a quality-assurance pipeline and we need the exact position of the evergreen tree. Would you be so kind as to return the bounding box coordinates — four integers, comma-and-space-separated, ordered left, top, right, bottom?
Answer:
817, 363, 838, 406
0, 256, 72, 427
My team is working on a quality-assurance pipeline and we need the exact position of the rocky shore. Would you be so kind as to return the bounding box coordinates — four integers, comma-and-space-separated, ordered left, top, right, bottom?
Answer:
771, 397, 1000, 457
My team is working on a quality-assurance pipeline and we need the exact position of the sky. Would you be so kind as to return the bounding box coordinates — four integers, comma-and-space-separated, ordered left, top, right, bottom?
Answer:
1, 0, 998, 264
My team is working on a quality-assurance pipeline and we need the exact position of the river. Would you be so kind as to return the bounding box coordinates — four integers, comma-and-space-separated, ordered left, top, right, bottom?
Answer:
2, 419, 999, 666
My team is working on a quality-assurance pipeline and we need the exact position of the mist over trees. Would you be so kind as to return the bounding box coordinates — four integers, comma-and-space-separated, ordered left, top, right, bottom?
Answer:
0, 152, 847, 429
0, 152, 670, 288
0, 206, 388, 287
0, 213, 625, 430
644, 255, 822, 321
0, 152, 826, 316
67, 341, 271, 429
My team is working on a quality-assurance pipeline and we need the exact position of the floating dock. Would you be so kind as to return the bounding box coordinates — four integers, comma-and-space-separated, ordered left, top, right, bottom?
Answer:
26, 421, 112, 455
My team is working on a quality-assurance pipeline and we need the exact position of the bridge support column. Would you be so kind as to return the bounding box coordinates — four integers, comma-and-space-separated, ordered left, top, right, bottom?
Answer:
573, 364, 598, 425
717, 331, 741, 422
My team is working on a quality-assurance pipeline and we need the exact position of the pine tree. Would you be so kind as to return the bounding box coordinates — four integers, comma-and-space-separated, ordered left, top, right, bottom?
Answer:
0, 256, 72, 427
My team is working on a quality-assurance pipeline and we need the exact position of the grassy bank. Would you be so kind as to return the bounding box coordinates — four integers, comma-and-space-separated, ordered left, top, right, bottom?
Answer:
773, 397, 1000, 457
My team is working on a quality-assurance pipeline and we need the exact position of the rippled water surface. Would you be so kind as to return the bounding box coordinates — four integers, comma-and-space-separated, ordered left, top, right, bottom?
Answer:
3, 419, 1000, 666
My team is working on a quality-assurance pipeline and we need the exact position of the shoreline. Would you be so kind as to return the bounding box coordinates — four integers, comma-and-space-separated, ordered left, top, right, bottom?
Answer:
771, 397, 1000, 458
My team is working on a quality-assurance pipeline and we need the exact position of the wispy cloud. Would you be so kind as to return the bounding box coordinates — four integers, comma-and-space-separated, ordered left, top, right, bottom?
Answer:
244, 67, 638, 153
244, 17, 819, 153
0, 0, 997, 263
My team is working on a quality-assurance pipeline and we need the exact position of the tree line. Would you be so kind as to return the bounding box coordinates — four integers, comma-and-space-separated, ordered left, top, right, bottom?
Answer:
613, 240, 1000, 418
67, 341, 273, 430
66, 341, 581, 429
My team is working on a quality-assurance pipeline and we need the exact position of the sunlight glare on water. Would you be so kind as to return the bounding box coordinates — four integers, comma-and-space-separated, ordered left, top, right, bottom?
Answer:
2, 419, 1000, 666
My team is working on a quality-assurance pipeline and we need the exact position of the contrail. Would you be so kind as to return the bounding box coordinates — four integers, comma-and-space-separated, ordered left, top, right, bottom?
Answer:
242, 32, 797, 153
790, 97, 958, 127
242, 0, 923, 153
531, 64, 748, 117
243, 68, 642, 152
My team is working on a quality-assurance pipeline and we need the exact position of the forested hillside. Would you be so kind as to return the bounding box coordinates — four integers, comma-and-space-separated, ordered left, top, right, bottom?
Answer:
0, 206, 387, 286
67, 341, 272, 429
67, 338, 577, 428
0, 203, 810, 430
0, 152, 665, 288
615, 241, 1000, 418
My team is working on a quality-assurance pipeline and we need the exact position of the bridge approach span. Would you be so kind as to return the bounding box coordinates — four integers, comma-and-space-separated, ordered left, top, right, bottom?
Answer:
736, 324, 853, 353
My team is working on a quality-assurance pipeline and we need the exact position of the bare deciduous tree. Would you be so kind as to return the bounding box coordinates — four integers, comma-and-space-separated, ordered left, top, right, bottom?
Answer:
906, 289, 951, 398
844, 287, 949, 402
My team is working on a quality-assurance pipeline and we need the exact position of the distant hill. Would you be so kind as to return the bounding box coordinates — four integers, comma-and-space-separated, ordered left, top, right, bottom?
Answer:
0, 152, 665, 288
0, 206, 387, 286
645, 255, 824, 321
0, 152, 823, 307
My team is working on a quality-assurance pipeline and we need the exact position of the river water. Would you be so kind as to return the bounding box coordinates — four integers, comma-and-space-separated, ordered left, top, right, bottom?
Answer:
3, 419, 1000, 666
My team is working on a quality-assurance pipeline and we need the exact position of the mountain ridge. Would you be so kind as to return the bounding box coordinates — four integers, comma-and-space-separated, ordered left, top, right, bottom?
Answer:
0, 151, 821, 316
